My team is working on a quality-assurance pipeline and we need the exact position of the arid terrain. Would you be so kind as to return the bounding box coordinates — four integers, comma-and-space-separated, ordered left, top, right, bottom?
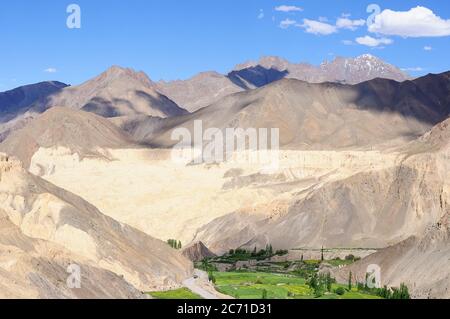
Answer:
0, 54, 449, 299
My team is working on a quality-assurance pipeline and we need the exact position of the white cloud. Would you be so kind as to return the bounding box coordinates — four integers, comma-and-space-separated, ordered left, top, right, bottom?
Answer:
336, 17, 366, 30
44, 68, 57, 73
424, 46, 433, 51
294, 15, 365, 36
279, 18, 297, 29
275, 5, 303, 13
300, 19, 337, 35
368, 6, 450, 37
342, 40, 354, 45
258, 9, 264, 19
356, 36, 393, 47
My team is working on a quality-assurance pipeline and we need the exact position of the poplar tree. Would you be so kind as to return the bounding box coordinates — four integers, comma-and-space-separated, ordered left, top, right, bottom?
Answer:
348, 271, 353, 291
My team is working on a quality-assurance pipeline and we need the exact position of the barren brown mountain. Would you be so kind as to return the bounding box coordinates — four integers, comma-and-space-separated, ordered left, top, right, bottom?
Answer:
157, 55, 410, 112
0, 81, 68, 122
0, 153, 193, 298
182, 241, 217, 262
0, 107, 133, 168
191, 118, 450, 297
0, 81, 68, 142
156, 71, 243, 113
332, 119, 450, 298
335, 212, 449, 299
0, 67, 187, 143
39, 66, 188, 118
192, 116, 450, 249
145, 72, 450, 150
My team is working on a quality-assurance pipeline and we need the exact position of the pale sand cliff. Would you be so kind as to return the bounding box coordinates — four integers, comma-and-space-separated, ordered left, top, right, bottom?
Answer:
29, 147, 403, 245
0, 154, 193, 298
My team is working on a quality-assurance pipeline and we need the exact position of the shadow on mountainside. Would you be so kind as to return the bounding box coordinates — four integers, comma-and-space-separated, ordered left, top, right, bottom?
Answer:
0, 81, 68, 123
227, 66, 289, 90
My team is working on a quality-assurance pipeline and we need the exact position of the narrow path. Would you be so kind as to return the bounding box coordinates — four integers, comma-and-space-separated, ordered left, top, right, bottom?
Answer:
183, 269, 232, 299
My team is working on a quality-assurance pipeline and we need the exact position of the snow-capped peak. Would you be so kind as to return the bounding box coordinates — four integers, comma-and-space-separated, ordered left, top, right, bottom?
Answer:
358, 54, 377, 60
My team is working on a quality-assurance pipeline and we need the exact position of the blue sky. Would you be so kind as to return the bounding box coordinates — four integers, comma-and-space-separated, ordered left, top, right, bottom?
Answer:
1, 0, 450, 90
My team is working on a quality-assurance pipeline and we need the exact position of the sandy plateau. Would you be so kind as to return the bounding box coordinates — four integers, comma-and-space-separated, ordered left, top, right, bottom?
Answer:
29, 147, 403, 245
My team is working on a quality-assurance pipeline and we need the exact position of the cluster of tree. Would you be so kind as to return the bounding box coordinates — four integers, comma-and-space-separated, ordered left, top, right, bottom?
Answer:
199, 259, 217, 272
307, 272, 335, 298
344, 254, 361, 262
246, 245, 274, 260
167, 239, 182, 250
275, 249, 289, 256
388, 284, 411, 299
303, 268, 411, 299
228, 248, 248, 256
227, 245, 288, 261
348, 271, 410, 299
356, 280, 411, 299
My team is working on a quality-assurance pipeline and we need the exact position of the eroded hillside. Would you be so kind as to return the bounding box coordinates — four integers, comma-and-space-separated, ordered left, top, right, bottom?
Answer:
0, 154, 193, 298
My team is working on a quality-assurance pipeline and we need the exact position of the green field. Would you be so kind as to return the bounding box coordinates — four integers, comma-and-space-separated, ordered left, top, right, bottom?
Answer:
214, 272, 382, 299
147, 288, 203, 299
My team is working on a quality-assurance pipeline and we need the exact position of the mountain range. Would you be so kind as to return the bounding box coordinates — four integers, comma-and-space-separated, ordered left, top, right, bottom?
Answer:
143, 72, 450, 150
156, 54, 411, 112
0, 54, 411, 144
0, 67, 187, 143
0, 54, 448, 299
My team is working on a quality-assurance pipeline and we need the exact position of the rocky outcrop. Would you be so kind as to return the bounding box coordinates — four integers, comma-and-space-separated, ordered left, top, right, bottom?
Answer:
182, 242, 216, 262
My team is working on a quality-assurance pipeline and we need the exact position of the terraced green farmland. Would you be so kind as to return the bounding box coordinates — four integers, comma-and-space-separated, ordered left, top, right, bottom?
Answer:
148, 288, 203, 299
214, 272, 382, 299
